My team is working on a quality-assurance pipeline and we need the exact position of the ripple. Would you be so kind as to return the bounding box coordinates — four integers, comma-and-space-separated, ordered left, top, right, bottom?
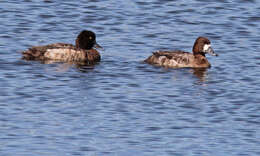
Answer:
0, 0, 260, 155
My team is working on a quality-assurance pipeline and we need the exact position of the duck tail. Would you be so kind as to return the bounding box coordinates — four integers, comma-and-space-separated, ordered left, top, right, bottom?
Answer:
22, 47, 45, 60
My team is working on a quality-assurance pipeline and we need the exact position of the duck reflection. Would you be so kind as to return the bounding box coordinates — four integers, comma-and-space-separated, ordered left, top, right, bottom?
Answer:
189, 68, 208, 82
42, 60, 97, 72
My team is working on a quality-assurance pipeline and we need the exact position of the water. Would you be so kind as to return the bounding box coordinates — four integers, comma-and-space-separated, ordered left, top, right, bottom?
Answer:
0, 0, 260, 155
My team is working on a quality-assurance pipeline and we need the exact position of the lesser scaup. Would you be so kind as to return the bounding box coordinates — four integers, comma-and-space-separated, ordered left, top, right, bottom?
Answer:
144, 37, 218, 68
22, 30, 102, 64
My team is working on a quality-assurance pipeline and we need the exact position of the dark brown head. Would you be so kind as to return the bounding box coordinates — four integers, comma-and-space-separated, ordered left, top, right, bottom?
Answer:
192, 37, 218, 56
75, 30, 102, 50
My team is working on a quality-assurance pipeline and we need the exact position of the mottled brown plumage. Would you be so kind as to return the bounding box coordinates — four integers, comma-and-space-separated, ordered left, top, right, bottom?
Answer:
22, 30, 102, 64
144, 37, 217, 68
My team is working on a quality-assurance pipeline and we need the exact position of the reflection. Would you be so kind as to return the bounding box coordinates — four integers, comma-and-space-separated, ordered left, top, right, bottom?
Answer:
189, 68, 208, 82
42, 60, 97, 73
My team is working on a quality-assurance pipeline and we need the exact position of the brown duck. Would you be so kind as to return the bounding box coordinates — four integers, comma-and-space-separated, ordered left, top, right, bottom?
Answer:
144, 37, 218, 68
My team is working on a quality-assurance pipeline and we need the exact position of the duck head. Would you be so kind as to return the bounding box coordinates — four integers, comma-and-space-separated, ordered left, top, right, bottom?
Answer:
75, 30, 102, 50
192, 37, 218, 56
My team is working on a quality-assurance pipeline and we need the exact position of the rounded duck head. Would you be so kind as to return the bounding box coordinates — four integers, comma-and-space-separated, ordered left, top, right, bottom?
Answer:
192, 37, 218, 56
75, 30, 102, 50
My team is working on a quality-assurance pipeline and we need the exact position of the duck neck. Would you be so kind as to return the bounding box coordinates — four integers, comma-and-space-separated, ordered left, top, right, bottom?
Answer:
194, 52, 205, 57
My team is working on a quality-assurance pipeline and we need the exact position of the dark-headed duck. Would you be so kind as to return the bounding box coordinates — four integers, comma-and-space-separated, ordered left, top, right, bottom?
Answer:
22, 30, 102, 64
144, 37, 218, 68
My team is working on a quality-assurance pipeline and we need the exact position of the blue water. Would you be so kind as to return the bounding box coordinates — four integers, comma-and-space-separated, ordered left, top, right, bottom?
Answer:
0, 0, 260, 155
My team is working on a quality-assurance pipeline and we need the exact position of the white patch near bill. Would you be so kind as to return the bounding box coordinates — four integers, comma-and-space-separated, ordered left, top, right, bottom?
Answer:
203, 44, 211, 52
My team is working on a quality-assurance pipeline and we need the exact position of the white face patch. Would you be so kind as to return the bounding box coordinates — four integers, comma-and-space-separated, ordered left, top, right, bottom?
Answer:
203, 44, 211, 52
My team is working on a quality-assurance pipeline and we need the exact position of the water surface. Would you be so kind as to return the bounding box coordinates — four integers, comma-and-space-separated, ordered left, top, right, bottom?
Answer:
0, 0, 260, 155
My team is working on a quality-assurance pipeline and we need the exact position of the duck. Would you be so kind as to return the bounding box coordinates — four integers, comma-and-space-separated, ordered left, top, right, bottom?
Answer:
22, 30, 102, 64
144, 37, 218, 68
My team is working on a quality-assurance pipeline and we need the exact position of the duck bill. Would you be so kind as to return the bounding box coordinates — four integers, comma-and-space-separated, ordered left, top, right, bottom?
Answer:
206, 47, 218, 56
94, 41, 104, 50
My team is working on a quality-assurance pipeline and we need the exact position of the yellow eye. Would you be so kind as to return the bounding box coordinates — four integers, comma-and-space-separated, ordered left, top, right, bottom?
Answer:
89, 36, 92, 40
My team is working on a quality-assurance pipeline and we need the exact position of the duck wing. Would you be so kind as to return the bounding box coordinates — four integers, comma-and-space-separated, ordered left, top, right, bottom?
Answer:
153, 50, 189, 59
145, 50, 192, 66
